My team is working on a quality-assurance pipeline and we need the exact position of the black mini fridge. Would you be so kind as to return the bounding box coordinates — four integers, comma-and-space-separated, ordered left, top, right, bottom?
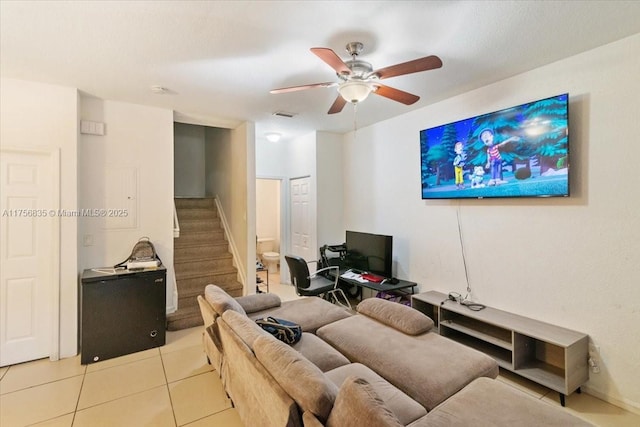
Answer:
80, 267, 166, 364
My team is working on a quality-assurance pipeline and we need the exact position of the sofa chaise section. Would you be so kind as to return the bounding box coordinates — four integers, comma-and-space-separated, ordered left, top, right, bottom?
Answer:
316, 298, 499, 411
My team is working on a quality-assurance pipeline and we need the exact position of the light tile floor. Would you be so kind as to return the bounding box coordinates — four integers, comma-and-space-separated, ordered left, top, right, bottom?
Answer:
0, 327, 242, 427
1, 274, 639, 426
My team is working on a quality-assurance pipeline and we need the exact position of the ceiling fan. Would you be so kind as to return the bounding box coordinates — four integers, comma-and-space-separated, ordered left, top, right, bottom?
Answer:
270, 42, 442, 114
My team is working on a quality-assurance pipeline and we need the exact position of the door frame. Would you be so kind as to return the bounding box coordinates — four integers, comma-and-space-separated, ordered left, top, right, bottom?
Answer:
255, 175, 289, 283
0, 146, 60, 363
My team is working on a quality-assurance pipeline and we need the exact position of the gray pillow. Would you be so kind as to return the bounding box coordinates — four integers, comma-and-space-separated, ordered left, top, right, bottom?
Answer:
204, 284, 246, 316
254, 336, 338, 423
356, 297, 433, 335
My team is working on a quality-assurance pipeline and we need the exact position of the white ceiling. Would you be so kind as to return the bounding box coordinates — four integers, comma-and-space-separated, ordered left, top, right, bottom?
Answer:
2, 1, 640, 141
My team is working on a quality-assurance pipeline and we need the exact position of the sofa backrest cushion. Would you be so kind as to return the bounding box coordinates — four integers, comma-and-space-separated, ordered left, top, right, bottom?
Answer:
235, 292, 281, 313
356, 297, 433, 335
326, 376, 403, 427
205, 284, 246, 316
222, 310, 270, 349
254, 335, 338, 423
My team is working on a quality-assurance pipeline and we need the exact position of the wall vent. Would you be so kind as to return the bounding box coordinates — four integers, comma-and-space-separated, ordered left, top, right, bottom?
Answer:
272, 111, 297, 118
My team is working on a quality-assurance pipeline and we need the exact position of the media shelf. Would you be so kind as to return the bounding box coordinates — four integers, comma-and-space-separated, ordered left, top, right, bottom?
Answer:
412, 291, 589, 406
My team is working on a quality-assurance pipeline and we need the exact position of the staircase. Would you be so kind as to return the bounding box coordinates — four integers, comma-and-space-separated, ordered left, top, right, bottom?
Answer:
166, 198, 243, 331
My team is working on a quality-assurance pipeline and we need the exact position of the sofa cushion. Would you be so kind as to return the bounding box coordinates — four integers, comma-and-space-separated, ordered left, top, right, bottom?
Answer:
317, 314, 498, 411
254, 335, 338, 423
236, 292, 281, 313
326, 363, 427, 425
221, 310, 270, 349
248, 296, 352, 333
408, 377, 593, 427
357, 297, 433, 335
326, 376, 403, 427
204, 284, 246, 316
292, 333, 350, 372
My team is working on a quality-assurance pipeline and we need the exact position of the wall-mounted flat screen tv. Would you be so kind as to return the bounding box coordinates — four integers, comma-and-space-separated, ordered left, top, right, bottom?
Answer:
420, 93, 569, 199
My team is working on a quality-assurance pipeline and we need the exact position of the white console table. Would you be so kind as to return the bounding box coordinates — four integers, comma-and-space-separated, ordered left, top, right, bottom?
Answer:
411, 291, 589, 406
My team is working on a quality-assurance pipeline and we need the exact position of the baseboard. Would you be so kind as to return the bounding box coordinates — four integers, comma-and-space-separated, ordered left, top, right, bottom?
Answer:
582, 385, 640, 415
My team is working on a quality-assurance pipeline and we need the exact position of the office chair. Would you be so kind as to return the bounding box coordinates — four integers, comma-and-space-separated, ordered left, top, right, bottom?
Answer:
284, 255, 351, 310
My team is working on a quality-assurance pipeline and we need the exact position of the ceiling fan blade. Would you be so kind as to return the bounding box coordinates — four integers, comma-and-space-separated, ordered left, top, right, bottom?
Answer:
373, 84, 420, 105
270, 82, 336, 94
328, 95, 347, 114
311, 48, 351, 75
373, 55, 443, 80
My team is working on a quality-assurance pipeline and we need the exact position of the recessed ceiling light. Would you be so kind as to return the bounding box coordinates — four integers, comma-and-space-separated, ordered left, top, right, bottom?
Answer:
265, 132, 281, 142
150, 85, 168, 94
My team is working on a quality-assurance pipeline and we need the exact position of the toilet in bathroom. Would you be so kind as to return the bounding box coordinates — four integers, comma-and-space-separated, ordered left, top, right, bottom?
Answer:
257, 238, 280, 274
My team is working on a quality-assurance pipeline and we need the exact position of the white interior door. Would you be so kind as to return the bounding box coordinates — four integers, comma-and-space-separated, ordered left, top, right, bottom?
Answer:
290, 176, 313, 268
0, 148, 59, 366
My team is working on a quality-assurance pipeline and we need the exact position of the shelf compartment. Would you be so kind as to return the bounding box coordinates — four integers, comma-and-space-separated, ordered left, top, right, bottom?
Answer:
440, 311, 512, 350
515, 361, 565, 392
411, 298, 439, 327
440, 327, 513, 368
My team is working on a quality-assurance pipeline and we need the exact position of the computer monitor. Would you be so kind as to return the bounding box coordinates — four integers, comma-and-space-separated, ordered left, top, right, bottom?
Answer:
345, 231, 393, 278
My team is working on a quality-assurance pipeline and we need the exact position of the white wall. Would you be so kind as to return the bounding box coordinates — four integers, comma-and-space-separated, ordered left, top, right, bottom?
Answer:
174, 123, 205, 197
317, 131, 345, 246
342, 34, 640, 411
205, 123, 255, 294
256, 137, 291, 177
0, 78, 79, 358
79, 97, 175, 310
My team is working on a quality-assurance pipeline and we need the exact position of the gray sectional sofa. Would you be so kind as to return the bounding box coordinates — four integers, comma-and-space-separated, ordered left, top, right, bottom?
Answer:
197, 284, 591, 427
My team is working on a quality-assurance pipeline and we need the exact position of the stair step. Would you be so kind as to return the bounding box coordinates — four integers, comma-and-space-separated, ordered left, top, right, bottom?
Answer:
174, 256, 234, 277
177, 210, 218, 221
179, 279, 242, 297
178, 218, 221, 232
166, 306, 203, 331
175, 264, 238, 280
175, 272, 243, 296
175, 252, 232, 264
174, 242, 230, 262
175, 230, 225, 247
174, 198, 216, 209
176, 271, 241, 289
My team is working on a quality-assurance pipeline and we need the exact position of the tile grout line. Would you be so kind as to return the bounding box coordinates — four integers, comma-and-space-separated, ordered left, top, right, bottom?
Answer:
69, 363, 87, 426
159, 348, 179, 427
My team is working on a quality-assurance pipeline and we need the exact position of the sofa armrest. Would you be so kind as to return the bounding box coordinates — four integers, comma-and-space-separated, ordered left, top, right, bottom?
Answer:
197, 295, 217, 328
236, 293, 282, 313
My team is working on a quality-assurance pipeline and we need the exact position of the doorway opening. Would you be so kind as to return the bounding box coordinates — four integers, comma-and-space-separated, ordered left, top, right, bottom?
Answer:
256, 178, 285, 288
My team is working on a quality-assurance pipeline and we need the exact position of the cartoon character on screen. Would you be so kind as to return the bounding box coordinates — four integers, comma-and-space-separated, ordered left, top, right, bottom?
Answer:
479, 128, 520, 186
453, 141, 467, 189
470, 166, 485, 188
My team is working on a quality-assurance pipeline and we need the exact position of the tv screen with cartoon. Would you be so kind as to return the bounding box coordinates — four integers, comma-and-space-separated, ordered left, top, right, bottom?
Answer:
419, 93, 569, 199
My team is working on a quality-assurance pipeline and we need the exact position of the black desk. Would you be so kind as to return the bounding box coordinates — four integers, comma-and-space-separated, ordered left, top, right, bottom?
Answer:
337, 273, 417, 299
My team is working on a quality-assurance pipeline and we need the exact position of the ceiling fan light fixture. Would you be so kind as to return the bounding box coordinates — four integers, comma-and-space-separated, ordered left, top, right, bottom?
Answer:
338, 80, 372, 104
265, 132, 281, 142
